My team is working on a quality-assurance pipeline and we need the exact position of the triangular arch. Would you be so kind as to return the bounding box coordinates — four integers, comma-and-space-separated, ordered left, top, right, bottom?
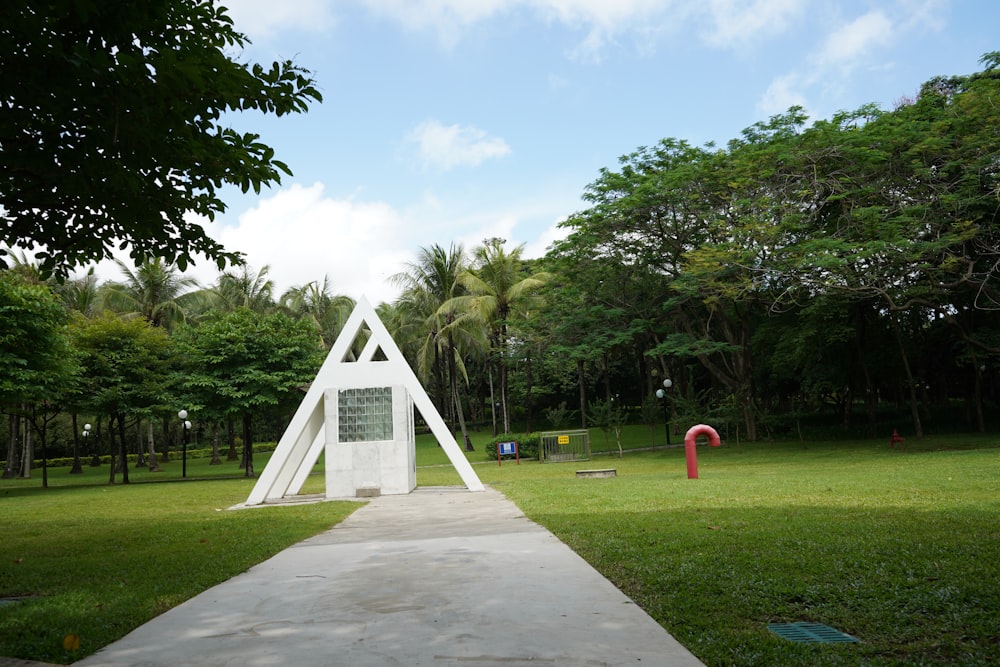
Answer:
245, 296, 483, 505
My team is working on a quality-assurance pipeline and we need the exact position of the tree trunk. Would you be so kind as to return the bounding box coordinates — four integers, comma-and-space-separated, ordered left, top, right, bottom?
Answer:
157, 415, 169, 461
37, 406, 49, 489
488, 364, 498, 437
147, 420, 161, 471
892, 316, 923, 438
577, 359, 588, 429
741, 389, 757, 442
90, 418, 102, 467
210, 423, 222, 464
524, 349, 533, 434
241, 412, 254, 478
19, 411, 32, 479
452, 376, 473, 451
854, 311, 878, 438
447, 336, 473, 450
972, 359, 986, 433
117, 413, 130, 484
227, 416, 238, 461
3, 413, 20, 479
602, 353, 612, 402
434, 341, 448, 424
70, 413, 83, 474
499, 357, 510, 435
135, 419, 147, 467
108, 416, 117, 484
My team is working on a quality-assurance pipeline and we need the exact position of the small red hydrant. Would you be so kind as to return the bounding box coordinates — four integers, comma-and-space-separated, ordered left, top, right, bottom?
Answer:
889, 429, 905, 449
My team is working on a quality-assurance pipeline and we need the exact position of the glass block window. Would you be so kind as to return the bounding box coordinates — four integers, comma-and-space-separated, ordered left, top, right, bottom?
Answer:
338, 387, 393, 442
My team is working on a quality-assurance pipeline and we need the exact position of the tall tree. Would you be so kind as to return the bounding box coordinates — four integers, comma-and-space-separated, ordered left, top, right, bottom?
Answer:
52, 271, 101, 318
391, 243, 481, 450
0, 273, 79, 479
174, 309, 323, 477
0, 0, 322, 277
280, 277, 355, 349
752, 56, 1000, 436
449, 239, 548, 435
69, 313, 172, 483
99, 258, 200, 328
211, 264, 276, 315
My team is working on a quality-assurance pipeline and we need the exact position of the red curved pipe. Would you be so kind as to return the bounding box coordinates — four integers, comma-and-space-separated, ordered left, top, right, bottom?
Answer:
684, 424, 721, 479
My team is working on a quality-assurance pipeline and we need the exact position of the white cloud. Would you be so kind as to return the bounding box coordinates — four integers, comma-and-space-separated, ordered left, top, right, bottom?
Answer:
208, 183, 411, 304
221, 0, 805, 61
756, 4, 930, 124
818, 10, 894, 68
359, 0, 512, 47
82, 184, 412, 305
538, 0, 673, 60
360, 0, 512, 28
701, 0, 805, 49
455, 214, 521, 253
222, 0, 337, 41
523, 216, 571, 258
548, 72, 570, 90
408, 120, 512, 170
361, 0, 800, 60
73, 181, 578, 307
897, 0, 948, 32
757, 73, 809, 116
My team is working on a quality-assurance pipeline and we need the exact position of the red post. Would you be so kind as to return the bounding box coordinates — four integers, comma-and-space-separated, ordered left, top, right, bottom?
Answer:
889, 429, 905, 449
683, 424, 721, 479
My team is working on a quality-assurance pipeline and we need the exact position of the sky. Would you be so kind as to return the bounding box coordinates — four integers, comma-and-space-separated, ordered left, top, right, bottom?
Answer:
86, 0, 998, 304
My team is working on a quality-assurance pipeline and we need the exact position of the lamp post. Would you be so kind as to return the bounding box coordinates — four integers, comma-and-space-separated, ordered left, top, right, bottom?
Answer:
178, 410, 191, 478
79, 424, 91, 473
655, 379, 672, 445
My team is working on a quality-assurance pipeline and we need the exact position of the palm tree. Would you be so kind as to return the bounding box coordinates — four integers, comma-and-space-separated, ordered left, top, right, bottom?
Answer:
53, 271, 101, 318
446, 238, 549, 435
99, 257, 200, 329
280, 276, 355, 350
391, 243, 482, 450
211, 264, 275, 314
5, 250, 45, 284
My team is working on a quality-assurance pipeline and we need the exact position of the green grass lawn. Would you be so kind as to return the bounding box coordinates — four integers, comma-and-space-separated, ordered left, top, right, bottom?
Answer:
2, 429, 998, 665
0, 456, 360, 664
452, 432, 1000, 666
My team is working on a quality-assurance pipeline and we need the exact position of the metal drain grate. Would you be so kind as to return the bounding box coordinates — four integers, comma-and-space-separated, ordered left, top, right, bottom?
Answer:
768, 622, 860, 643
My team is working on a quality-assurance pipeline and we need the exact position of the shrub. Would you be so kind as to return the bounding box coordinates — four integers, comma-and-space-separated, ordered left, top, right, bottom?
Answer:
484, 433, 540, 460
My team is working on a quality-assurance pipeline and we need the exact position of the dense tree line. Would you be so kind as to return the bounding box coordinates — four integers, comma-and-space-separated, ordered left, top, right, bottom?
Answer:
1, 261, 336, 483
538, 52, 1000, 441
0, 242, 547, 482
4, 55, 999, 483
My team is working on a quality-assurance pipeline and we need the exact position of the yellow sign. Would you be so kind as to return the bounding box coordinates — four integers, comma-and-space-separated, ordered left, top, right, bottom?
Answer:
557, 435, 570, 445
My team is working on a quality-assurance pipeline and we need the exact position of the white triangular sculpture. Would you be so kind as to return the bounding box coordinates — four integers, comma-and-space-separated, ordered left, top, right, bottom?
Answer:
245, 296, 484, 505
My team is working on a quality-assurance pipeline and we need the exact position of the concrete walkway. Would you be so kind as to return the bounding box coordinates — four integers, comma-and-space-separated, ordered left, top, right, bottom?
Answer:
74, 487, 704, 666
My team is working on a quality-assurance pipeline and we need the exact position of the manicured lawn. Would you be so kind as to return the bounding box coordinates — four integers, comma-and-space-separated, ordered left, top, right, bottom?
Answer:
449, 433, 1000, 666
0, 458, 359, 664
2, 429, 998, 665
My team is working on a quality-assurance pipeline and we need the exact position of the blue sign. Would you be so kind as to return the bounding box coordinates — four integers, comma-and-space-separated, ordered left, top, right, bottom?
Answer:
498, 441, 517, 455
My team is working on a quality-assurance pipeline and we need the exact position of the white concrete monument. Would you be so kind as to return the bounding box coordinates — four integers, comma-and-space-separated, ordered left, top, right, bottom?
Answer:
245, 296, 483, 505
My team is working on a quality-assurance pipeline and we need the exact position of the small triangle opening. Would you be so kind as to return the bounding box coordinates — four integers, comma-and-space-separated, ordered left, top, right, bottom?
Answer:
340, 327, 373, 363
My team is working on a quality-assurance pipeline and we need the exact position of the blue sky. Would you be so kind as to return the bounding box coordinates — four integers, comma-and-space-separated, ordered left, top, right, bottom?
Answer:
92, 0, 1000, 304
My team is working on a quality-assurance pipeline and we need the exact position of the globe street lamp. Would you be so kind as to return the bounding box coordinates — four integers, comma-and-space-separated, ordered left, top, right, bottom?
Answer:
77, 423, 91, 473
178, 410, 191, 478
655, 378, 673, 445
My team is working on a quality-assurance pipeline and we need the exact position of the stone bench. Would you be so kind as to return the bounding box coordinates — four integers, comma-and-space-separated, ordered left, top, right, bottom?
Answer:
575, 469, 617, 478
